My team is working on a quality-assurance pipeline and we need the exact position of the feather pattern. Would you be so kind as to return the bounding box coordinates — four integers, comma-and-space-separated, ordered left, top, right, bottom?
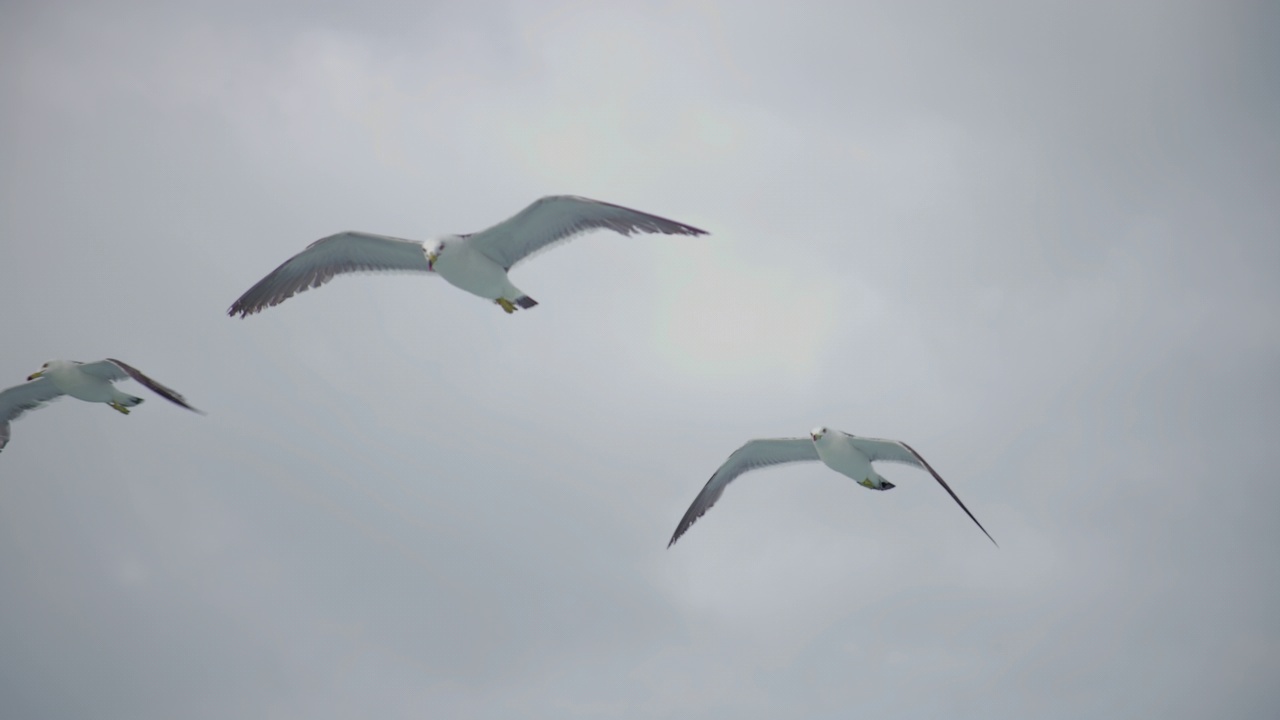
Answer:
228, 231, 433, 317
101, 359, 204, 414
668, 438, 819, 547
0, 377, 64, 452
842, 433, 997, 546
468, 195, 707, 271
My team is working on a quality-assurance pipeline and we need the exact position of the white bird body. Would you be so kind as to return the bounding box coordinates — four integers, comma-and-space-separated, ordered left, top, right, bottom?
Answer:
813, 430, 889, 489
227, 195, 707, 317
0, 358, 203, 453
41, 360, 137, 405
668, 426, 995, 547
429, 236, 528, 305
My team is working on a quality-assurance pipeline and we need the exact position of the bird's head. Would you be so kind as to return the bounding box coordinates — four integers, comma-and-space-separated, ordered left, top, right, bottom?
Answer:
28, 360, 58, 380
810, 426, 828, 442
425, 239, 446, 270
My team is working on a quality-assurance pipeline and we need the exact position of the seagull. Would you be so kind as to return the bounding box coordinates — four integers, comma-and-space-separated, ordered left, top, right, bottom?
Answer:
0, 359, 204, 452
227, 195, 707, 317
668, 427, 997, 547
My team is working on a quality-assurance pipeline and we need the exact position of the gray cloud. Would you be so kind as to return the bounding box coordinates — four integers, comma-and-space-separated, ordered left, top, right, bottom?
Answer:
1, 1, 1277, 718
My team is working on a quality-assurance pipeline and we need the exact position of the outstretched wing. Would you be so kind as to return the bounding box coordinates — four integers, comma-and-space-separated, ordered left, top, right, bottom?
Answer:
0, 377, 65, 452
668, 438, 819, 547
79, 360, 204, 414
844, 433, 997, 546
467, 195, 707, 271
228, 231, 433, 317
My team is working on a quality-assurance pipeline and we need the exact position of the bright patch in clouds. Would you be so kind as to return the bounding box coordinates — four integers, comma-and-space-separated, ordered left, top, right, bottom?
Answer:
647, 240, 841, 385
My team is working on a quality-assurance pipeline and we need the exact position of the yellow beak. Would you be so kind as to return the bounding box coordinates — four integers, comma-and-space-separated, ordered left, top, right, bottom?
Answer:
27, 371, 43, 380
427, 252, 437, 270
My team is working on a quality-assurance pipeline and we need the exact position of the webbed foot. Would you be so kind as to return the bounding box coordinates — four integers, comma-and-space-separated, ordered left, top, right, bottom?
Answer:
109, 401, 131, 415
496, 298, 516, 314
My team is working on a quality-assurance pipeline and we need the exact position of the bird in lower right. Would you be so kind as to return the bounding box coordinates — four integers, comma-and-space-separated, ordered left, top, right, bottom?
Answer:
668, 426, 997, 547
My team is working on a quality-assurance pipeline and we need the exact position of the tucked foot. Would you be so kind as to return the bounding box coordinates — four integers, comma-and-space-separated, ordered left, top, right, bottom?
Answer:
496, 298, 516, 314
109, 401, 132, 415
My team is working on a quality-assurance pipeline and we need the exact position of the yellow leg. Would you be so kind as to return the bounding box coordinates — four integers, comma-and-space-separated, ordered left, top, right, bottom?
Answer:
496, 298, 516, 314
109, 401, 131, 415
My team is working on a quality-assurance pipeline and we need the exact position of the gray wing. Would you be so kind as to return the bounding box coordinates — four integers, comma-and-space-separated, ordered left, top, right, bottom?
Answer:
0, 378, 65, 452
79, 360, 205, 414
844, 434, 997, 546
467, 195, 708, 271
668, 438, 820, 547
228, 231, 433, 317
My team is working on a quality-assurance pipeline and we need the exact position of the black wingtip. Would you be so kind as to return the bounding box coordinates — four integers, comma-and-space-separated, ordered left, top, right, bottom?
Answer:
227, 302, 256, 319
975, 520, 999, 547
106, 359, 204, 415
898, 440, 999, 548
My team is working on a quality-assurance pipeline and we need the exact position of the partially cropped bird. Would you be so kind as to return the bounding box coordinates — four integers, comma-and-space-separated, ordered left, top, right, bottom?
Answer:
227, 195, 707, 317
0, 359, 203, 452
668, 427, 997, 547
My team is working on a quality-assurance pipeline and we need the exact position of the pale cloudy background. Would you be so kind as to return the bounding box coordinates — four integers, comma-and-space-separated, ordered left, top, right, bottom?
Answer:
1, 1, 1277, 718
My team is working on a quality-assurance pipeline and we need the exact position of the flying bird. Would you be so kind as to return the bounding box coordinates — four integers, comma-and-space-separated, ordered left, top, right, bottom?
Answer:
1, 359, 204, 452
668, 427, 997, 547
227, 195, 707, 317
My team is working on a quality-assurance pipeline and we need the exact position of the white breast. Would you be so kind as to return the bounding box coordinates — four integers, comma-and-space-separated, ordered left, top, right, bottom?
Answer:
434, 242, 515, 300
49, 365, 113, 402
815, 434, 875, 484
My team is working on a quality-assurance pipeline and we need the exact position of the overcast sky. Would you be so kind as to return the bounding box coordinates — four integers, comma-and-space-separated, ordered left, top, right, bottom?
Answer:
2, 1, 1278, 718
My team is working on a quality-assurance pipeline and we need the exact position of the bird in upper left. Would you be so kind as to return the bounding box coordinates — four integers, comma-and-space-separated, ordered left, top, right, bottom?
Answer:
0, 359, 204, 453
226, 195, 707, 317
